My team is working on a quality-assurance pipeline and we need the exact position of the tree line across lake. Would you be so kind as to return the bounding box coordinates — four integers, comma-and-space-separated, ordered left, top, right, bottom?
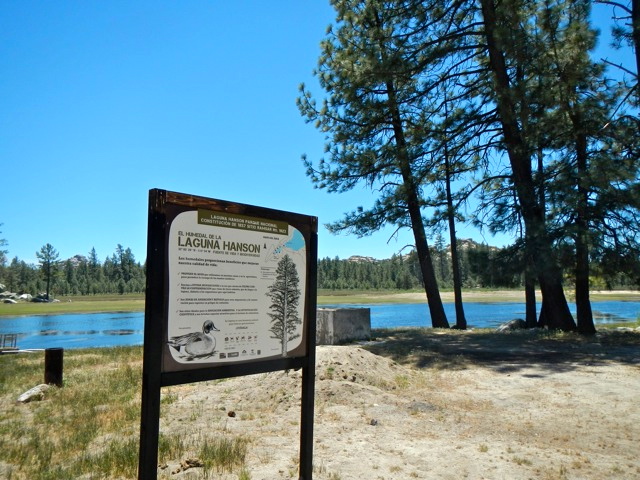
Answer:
319, 237, 639, 291
0, 236, 637, 299
0, 244, 145, 298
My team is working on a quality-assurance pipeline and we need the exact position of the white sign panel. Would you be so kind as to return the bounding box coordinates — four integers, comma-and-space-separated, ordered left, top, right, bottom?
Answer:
165, 209, 307, 366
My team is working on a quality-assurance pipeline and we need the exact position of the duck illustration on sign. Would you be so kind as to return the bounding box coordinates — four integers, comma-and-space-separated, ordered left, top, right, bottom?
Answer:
168, 320, 219, 361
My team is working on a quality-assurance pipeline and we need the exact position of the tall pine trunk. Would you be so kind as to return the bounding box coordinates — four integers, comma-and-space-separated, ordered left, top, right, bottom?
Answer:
633, 0, 640, 94
400, 144, 449, 328
445, 147, 467, 329
573, 123, 596, 334
523, 147, 546, 328
443, 91, 467, 329
480, 0, 575, 331
386, 78, 450, 329
45, 265, 51, 301
369, 6, 451, 329
525, 251, 538, 328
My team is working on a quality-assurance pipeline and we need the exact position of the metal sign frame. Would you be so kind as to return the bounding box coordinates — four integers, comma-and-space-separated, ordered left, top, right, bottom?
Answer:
139, 189, 317, 479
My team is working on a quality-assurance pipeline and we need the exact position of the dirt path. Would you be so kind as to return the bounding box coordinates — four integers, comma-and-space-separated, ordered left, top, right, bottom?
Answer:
158, 329, 640, 479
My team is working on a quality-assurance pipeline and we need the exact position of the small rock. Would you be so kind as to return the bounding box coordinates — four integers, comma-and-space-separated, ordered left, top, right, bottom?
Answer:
496, 318, 527, 332
369, 419, 378, 426
17, 384, 51, 403
227, 410, 236, 418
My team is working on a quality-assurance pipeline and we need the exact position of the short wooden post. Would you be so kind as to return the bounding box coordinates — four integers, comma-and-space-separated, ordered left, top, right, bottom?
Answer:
45, 348, 64, 387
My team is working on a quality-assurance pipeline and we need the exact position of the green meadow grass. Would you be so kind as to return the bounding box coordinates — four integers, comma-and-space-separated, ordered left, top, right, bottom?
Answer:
0, 346, 250, 479
0, 294, 145, 317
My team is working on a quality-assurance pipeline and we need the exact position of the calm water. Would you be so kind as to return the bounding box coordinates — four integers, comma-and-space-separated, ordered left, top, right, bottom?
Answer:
0, 312, 145, 350
1, 301, 638, 350
325, 300, 640, 330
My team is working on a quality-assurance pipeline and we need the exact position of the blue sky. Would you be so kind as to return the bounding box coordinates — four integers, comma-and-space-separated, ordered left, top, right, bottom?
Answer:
0, 2, 633, 265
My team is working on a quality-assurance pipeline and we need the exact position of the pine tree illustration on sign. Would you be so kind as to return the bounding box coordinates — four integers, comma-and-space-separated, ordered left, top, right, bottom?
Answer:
267, 254, 302, 357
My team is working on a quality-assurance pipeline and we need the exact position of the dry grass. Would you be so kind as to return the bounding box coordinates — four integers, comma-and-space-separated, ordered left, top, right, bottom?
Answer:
0, 347, 142, 479
0, 346, 260, 479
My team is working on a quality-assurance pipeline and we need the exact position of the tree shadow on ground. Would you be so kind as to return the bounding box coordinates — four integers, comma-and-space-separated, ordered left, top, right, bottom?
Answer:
362, 327, 640, 375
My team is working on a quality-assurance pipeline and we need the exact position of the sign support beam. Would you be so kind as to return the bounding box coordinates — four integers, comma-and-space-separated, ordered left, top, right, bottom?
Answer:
299, 228, 317, 480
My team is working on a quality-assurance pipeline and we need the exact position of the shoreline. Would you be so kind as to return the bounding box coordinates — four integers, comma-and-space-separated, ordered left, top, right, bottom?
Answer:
0, 289, 639, 317
319, 289, 640, 305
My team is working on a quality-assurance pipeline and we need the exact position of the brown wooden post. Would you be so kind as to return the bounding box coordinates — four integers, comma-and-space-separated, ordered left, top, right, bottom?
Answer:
45, 348, 64, 387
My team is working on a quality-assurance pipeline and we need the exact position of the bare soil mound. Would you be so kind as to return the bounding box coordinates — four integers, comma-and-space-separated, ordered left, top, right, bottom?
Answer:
159, 329, 640, 479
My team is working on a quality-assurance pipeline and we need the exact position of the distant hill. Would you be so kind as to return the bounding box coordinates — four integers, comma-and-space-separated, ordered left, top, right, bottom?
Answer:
341, 239, 499, 263
346, 255, 378, 263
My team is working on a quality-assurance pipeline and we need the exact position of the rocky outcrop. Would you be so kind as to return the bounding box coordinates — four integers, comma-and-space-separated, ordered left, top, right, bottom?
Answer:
0, 290, 52, 303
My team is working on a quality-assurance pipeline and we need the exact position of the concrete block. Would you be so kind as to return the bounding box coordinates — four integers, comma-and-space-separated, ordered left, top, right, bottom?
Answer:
316, 308, 371, 345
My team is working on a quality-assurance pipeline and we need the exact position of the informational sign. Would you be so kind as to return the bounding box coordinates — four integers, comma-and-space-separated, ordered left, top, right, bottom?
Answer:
139, 189, 317, 480
164, 209, 308, 371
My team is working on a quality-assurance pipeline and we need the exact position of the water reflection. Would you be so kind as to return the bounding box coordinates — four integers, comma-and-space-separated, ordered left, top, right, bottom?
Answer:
62, 330, 100, 336
103, 329, 136, 336
1, 312, 145, 349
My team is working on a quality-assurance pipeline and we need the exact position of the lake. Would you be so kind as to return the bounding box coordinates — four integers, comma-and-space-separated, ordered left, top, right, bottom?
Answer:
1, 300, 638, 350
0, 312, 145, 350
330, 300, 640, 330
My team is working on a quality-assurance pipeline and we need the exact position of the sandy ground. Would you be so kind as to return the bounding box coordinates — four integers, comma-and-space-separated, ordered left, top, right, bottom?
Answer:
158, 328, 640, 480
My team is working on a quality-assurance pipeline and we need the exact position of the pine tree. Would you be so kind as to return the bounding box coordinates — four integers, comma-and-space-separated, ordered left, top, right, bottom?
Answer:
298, 0, 451, 327
0, 224, 7, 268
36, 243, 60, 301
478, 0, 577, 330
267, 255, 302, 357
87, 247, 102, 294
